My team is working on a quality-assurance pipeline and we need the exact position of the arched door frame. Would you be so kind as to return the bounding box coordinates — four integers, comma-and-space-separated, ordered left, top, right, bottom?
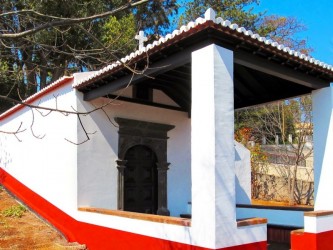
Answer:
115, 117, 174, 215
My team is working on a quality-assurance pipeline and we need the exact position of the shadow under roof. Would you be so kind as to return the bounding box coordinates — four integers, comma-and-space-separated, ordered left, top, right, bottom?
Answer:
75, 20, 333, 114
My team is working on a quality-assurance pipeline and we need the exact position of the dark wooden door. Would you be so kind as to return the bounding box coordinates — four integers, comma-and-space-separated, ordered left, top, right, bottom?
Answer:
124, 145, 158, 214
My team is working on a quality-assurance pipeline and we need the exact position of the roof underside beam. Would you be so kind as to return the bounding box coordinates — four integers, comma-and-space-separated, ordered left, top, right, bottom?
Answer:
234, 50, 329, 89
83, 48, 192, 101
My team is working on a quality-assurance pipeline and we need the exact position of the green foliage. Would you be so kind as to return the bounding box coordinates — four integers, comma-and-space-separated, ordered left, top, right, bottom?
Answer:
234, 98, 311, 145
235, 127, 268, 199
178, 0, 311, 52
2, 205, 27, 218
0, 60, 25, 113
134, 0, 178, 35
102, 14, 137, 56
0, 0, 310, 115
234, 127, 268, 168
0, 0, 178, 113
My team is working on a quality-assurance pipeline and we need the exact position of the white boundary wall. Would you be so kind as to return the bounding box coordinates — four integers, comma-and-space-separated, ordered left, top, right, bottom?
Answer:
0, 83, 79, 217
0, 78, 195, 245
0, 78, 192, 218
0, 44, 266, 248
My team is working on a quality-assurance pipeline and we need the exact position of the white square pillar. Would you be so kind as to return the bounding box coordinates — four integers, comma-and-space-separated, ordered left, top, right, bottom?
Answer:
191, 44, 235, 248
313, 84, 333, 210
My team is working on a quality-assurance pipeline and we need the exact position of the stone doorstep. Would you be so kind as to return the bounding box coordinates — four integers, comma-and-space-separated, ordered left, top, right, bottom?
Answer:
291, 229, 304, 236
79, 207, 267, 228
78, 207, 191, 226
237, 217, 267, 227
304, 210, 333, 217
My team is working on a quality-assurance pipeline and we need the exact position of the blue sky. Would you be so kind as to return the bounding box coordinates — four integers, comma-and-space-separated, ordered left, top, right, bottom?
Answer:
254, 0, 333, 65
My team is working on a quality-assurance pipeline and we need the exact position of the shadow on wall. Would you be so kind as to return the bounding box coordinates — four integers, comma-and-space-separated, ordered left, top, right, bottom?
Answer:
0, 135, 13, 172
235, 177, 250, 204
235, 141, 251, 205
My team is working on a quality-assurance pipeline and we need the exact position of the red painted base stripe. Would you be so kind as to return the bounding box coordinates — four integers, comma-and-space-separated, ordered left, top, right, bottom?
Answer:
291, 230, 333, 250
0, 168, 266, 250
223, 242, 267, 250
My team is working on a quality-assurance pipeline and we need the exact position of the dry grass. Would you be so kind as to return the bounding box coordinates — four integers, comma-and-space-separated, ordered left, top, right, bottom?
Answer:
0, 186, 86, 250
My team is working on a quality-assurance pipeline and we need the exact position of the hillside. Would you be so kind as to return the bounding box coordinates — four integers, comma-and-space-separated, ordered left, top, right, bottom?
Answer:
0, 186, 86, 250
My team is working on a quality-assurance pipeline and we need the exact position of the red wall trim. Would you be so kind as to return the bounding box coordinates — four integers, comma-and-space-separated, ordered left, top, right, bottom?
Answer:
291, 229, 333, 250
0, 76, 73, 121
0, 168, 266, 250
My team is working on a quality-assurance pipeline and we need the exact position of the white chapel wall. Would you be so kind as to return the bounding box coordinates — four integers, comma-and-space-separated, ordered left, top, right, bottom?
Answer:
153, 89, 180, 107
76, 92, 191, 217
0, 80, 194, 245
0, 82, 79, 217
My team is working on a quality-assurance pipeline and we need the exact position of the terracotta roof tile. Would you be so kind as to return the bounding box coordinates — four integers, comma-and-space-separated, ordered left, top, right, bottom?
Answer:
72, 8, 333, 90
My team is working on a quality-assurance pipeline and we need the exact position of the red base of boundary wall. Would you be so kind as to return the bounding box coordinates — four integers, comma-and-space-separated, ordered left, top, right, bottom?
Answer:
0, 168, 266, 250
291, 229, 333, 250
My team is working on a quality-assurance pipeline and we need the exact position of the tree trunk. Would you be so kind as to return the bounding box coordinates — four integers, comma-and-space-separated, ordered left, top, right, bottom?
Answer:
289, 164, 298, 205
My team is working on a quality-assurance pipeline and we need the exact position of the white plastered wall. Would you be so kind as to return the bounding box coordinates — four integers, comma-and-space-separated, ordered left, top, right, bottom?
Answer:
0, 83, 79, 217
0, 77, 194, 246
312, 84, 333, 210
75, 46, 265, 247
0, 49, 265, 248
235, 141, 251, 204
76, 91, 192, 216
191, 44, 266, 249
304, 214, 333, 233
74, 98, 194, 247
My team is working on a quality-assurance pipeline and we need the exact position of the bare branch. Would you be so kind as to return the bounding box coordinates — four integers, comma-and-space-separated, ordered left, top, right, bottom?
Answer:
0, 0, 149, 39
64, 114, 96, 145
75, 24, 148, 75
0, 122, 26, 142
29, 108, 46, 139
0, 94, 114, 116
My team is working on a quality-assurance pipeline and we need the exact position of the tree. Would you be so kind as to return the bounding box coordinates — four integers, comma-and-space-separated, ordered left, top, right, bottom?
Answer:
0, 0, 314, 152
235, 96, 314, 205
178, 0, 261, 29
0, 60, 24, 113
179, 0, 313, 205
0, 0, 180, 144
177, 0, 312, 53
257, 15, 312, 54
0, 0, 177, 107
235, 127, 268, 199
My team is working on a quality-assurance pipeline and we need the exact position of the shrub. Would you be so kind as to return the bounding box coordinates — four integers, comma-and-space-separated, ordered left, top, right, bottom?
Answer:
2, 205, 27, 218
